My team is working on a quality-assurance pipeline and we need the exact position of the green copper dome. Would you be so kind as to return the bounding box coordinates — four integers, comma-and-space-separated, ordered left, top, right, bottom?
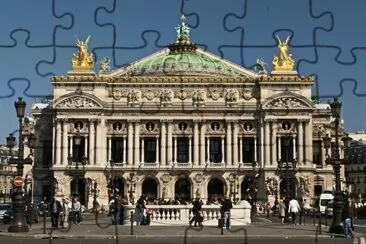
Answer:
122, 15, 247, 77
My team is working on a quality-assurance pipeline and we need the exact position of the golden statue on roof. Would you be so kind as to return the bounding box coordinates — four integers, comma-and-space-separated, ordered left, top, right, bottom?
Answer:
71, 36, 94, 72
272, 35, 295, 73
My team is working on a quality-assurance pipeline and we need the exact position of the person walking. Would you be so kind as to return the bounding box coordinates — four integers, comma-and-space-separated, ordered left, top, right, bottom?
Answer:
298, 198, 305, 225
348, 197, 357, 231
189, 198, 203, 227
288, 197, 301, 225
50, 196, 62, 228
109, 196, 120, 225
278, 199, 286, 224
221, 197, 233, 229
135, 196, 146, 226
71, 197, 81, 224
342, 200, 355, 238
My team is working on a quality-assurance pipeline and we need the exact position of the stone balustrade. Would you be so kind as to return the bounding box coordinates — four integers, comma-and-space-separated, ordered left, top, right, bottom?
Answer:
123, 200, 252, 226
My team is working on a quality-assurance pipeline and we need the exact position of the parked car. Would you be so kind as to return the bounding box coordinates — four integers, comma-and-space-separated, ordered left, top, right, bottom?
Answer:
0, 204, 11, 220
3, 203, 39, 224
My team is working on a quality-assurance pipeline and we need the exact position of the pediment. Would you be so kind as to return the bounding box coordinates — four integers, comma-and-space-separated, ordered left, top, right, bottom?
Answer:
263, 93, 314, 109
54, 94, 103, 109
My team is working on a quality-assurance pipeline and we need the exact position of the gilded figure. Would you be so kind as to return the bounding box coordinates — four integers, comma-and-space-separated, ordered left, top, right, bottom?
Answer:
72, 36, 94, 71
272, 35, 295, 71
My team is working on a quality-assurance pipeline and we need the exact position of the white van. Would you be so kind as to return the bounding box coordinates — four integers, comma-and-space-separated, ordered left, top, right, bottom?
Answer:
319, 193, 334, 214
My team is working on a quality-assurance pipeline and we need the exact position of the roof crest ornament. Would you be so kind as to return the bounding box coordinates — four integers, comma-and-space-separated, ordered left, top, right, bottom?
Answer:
175, 14, 191, 44
71, 35, 94, 73
271, 35, 297, 76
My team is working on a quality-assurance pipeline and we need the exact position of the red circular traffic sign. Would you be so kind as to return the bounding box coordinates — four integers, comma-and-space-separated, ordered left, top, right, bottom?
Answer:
13, 176, 24, 187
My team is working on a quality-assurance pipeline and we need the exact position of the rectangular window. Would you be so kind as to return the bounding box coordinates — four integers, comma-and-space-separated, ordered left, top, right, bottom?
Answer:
177, 137, 189, 163
313, 140, 322, 165
280, 136, 294, 161
72, 138, 85, 162
209, 137, 222, 163
242, 137, 254, 163
144, 137, 156, 163
42, 140, 52, 166
111, 138, 124, 163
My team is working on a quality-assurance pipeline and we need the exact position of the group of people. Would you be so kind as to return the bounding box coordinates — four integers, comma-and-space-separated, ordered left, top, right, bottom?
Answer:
49, 196, 82, 229
108, 195, 128, 225
189, 197, 233, 229
277, 197, 305, 225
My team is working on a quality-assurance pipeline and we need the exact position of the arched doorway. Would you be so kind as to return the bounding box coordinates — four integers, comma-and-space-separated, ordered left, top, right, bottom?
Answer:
279, 177, 297, 199
107, 178, 125, 200
174, 178, 191, 202
70, 178, 86, 205
142, 178, 158, 201
207, 178, 224, 201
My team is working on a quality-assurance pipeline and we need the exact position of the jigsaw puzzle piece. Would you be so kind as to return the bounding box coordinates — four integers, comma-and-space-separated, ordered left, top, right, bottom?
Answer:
0, 31, 53, 98
312, 0, 366, 62
299, 47, 366, 99
0, 0, 71, 46
182, 0, 245, 58
37, 0, 115, 76
224, 0, 332, 47
96, 0, 199, 67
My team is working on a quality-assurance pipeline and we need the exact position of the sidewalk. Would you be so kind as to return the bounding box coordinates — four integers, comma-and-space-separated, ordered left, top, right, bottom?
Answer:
0, 218, 363, 239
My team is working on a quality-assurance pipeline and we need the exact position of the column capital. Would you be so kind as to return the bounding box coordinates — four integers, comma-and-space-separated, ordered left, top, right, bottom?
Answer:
264, 118, 277, 123
192, 119, 201, 123
298, 118, 310, 123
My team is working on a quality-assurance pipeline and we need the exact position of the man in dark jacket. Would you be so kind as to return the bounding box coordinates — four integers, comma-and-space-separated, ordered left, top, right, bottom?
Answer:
221, 197, 233, 229
50, 196, 62, 228
189, 198, 202, 227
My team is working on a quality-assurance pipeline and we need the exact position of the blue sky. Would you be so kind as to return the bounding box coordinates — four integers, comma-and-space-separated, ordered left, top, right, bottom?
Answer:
0, 0, 365, 143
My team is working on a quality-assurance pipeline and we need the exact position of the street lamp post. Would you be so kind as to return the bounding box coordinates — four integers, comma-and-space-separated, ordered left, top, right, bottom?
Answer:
66, 130, 86, 198
323, 97, 346, 234
7, 97, 36, 233
128, 172, 136, 205
92, 182, 99, 213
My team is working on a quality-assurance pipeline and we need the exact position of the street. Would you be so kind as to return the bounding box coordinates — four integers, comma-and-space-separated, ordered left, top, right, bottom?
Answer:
0, 237, 357, 244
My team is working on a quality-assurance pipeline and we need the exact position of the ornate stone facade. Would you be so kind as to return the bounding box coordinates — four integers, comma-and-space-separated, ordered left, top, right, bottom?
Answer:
27, 19, 346, 210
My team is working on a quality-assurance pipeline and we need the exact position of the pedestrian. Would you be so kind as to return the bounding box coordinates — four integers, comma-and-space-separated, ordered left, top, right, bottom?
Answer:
347, 197, 357, 232
135, 196, 146, 226
71, 197, 81, 224
221, 197, 233, 229
49, 196, 62, 228
119, 197, 126, 225
298, 198, 305, 225
342, 200, 354, 238
189, 198, 203, 227
109, 196, 120, 225
278, 199, 286, 224
288, 196, 301, 225
60, 198, 69, 229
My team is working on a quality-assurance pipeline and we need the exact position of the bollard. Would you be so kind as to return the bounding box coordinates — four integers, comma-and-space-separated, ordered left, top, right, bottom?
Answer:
130, 211, 134, 235
220, 213, 224, 235
318, 216, 322, 234
313, 211, 315, 226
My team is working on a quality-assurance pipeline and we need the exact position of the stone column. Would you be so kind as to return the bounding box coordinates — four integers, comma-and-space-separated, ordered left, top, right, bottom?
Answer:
321, 141, 326, 166
62, 120, 68, 165
174, 136, 177, 164
188, 136, 192, 164
271, 120, 277, 165
200, 123, 206, 166
141, 138, 145, 164
264, 120, 270, 166
155, 136, 159, 164
95, 119, 102, 165
298, 120, 304, 165
239, 137, 243, 164
55, 119, 62, 165
221, 136, 225, 164
305, 119, 313, 165
100, 119, 107, 165
206, 137, 210, 164
127, 121, 133, 165
134, 121, 140, 166
108, 137, 112, 162
160, 121, 166, 166
123, 136, 127, 164
193, 120, 199, 166
278, 137, 282, 161
254, 136, 257, 162
52, 121, 56, 164
89, 120, 95, 165
69, 136, 73, 157
167, 121, 173, 166
260, 120, 264, 168
226, 121, 232, 166
232, 122, 239, 166
292, 136, 296, 160
84, 135, 88, 159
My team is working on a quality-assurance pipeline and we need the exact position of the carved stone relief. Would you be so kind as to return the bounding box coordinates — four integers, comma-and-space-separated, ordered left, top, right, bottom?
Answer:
56, 96, 102, 108
268, 97, 309, 108
160, 89, 173, 105
127, 89, 141, 106
208, 89, 222, 101
192, 89, 206, 107
224, 89, 239, 105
